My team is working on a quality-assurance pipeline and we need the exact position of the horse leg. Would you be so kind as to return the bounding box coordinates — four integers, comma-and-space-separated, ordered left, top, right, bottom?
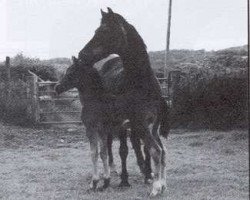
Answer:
143, 145, 153, 184
129, 131, 145, 175
118, 129, 130, 187
151, 119, 167, 192
99, 133, 111, 190
87, 129, 99, 191
132, 121, 163, 197
153, 133, 167, 192
107, 133, 117, 173
130, 122, 153, 183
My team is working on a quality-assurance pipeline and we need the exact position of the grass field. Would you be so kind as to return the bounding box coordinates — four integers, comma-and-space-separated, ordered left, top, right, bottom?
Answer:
0, 123, 248, 200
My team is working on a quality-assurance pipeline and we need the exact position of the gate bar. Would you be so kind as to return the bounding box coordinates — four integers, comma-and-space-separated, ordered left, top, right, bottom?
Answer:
40, 121, 82, 124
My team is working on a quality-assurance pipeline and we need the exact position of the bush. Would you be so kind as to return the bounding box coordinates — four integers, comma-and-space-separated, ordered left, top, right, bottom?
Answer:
171, 75, 248, 130
0, 80, 33, 125
0, 53, 61, 125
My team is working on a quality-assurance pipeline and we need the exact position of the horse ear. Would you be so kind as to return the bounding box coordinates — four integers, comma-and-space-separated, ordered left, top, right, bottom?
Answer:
101, 9, 107, 17
72, 56, 77, 64
107, 7, 114, 14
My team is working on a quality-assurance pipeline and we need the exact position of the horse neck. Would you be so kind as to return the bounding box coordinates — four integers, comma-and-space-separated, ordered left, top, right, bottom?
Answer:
78, 71, 105, 103
118, 28, 163, 98
119, 29, 152, 75
122, 49, 151, 71
78, 87, 101, 102
119, 42, 155, 87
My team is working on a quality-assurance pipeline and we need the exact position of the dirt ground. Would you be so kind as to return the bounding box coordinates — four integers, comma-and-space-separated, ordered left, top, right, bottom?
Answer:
0, 122, 248, 200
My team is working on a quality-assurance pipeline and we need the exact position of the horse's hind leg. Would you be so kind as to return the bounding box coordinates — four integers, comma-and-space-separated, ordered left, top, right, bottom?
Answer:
132, 121, 163, 197
118, 129, 130, 187
130, 132, 145, 174
143, 146, 153, 184
99, 133, 111, 190
154, 134, 167, 191
87, 129, 99, 191
107, 133, 117, 173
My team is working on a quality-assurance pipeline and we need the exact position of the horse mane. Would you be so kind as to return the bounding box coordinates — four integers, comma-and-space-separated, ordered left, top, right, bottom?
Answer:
115, 14, 148, 54
113, 13, 152, 75
114, 13, 163, 97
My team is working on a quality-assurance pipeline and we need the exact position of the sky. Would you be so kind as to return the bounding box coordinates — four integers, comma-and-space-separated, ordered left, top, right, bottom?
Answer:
0, 0, 248, 60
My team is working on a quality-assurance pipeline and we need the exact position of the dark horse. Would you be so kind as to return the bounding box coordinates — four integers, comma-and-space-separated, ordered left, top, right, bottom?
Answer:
76, 8, 170, 196
100, 56, 153, 182
55, 56, 152, 191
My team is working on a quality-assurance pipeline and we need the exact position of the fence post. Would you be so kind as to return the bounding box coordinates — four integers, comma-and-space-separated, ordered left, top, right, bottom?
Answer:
5, 56, 11, 108
26, 76, 32, 121
27, 74, 40, 123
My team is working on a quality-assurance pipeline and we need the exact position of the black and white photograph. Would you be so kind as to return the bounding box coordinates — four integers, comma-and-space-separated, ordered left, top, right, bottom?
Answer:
0, 0, 248, 199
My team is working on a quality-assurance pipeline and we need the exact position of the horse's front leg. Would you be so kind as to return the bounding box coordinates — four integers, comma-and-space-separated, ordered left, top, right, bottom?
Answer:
145, 134, 164, 197
99, 132, 111, 190
87, 129, 99, 191
131, 120, 163, 197
153, 132, 167, 192
130, 130, 145, 174
130, 124, 152, 183
107, 133, 117, 173
118, 129, 130, 187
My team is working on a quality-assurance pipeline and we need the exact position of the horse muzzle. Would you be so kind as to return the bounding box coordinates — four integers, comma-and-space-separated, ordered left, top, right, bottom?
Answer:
54, 84, 63, 95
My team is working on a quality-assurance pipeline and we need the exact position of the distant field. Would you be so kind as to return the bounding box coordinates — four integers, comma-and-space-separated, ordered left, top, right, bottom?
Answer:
0, 123, 248, 200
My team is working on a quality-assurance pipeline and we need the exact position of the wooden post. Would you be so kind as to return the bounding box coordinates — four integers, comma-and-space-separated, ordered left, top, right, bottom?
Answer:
164, 0, 173, 97
5, 56, 11, 107
27, 75, 40, 123
26, 76, 33, 121
166, 0, 172, 55
34, 75, 40, 123
171, 70, 181, 107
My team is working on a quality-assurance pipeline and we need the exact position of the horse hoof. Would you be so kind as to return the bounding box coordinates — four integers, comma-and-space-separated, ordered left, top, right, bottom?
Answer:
149, 191, 158, 197
144, 178, 153, 185
161, 183, 167, 193
86, 187, 97, 193
89, 179, 99, 192
149, 180, 163, 197
97, 178, 110, 191
144, 173, 153, 184
96, 187, 105, 192
140, 167, 146, 175
118, 181, 131, 188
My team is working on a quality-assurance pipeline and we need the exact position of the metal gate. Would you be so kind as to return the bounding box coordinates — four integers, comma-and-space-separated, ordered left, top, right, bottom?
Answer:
27, 73, 82, 125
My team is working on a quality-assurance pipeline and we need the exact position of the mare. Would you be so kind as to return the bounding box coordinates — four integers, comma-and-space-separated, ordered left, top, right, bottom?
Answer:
55, 56, 152, 191
77, 8, 170, 196
99, 56, 152, 180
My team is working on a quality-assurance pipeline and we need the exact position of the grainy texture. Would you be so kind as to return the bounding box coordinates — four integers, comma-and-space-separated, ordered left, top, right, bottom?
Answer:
0, 123, 248, 200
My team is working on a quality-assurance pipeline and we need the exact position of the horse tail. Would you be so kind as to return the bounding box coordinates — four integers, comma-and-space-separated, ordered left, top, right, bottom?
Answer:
159, 98, 171, 139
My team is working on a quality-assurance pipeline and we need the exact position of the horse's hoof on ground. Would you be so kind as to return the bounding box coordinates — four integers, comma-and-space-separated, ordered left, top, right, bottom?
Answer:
96, 187, 106, 192
161, 183, 167, 193
149, 181, 163, 197
89, 179, 99, 192
118, 181, 131, 188
97, 178, 110, 191
144, 178, 153, 185
86, 187, 97, 193
139, 165, 145, 175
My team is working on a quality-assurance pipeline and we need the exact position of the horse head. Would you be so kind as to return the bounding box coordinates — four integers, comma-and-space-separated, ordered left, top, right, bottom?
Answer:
79, 7, 128, 64
55, 56, 92, 94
